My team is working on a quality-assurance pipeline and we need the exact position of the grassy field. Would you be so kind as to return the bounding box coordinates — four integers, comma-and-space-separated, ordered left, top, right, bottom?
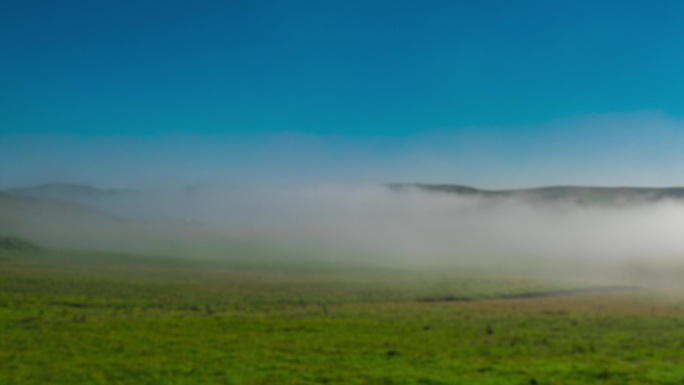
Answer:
2, 244, 684, 384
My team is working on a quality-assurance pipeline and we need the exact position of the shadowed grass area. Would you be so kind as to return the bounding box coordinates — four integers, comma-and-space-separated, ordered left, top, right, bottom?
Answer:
2, 246, 684, 384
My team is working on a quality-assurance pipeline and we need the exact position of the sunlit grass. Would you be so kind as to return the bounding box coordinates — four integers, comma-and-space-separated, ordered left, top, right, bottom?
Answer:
2, 247, 684, 384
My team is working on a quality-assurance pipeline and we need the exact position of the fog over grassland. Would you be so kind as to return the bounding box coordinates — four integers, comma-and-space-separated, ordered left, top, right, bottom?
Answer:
2, 182, 684, 286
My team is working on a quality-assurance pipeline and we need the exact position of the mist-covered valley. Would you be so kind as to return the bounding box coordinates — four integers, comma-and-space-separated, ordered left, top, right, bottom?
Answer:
3, 181, 684, 287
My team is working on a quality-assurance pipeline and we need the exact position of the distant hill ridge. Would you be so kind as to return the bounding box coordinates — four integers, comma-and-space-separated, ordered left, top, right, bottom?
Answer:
5, 182, 684, 206
8, 183, 136, 198
5, 183, 138, 209
387, 183, 684, 204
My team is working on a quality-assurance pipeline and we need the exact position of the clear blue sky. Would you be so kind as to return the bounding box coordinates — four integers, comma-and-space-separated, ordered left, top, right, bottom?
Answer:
2, 0, 684, 188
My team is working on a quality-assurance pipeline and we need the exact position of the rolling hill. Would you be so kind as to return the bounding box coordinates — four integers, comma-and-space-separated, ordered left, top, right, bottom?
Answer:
388, 183, 684, 205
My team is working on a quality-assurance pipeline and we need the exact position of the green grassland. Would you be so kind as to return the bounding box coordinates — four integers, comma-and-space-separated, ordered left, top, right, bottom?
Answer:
2, 243, 684, 384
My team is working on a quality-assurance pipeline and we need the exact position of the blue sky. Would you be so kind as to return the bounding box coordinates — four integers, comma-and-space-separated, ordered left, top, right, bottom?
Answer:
2, 1, 684, 188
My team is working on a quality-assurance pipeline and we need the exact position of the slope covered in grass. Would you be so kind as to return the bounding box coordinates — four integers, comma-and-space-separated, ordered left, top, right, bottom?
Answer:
0, 236, 40, 251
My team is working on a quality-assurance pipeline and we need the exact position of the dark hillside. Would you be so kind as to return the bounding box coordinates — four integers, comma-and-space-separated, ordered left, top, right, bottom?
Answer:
390, 183, 684, 205
0, 235, 40, 251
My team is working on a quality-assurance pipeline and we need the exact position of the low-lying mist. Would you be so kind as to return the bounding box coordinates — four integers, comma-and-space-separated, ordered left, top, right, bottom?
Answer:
3, 183, 684, 286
